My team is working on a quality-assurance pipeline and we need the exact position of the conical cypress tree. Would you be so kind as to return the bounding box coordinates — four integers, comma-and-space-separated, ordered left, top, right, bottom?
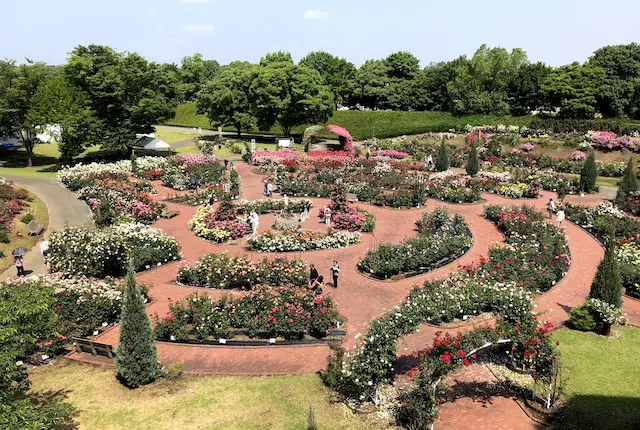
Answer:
116, 263, 158, 388
466, 142, 479, 176
435, 139, 450, 172
616, 156, 638, 203
579, 151, 597, 193
589, 235, 623, 308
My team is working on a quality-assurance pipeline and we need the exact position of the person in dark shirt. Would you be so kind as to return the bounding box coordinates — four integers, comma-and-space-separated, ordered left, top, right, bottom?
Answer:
309, 264, 319, 286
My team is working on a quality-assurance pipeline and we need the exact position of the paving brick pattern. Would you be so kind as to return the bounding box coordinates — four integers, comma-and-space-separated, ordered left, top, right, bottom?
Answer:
66, 162, 640, 428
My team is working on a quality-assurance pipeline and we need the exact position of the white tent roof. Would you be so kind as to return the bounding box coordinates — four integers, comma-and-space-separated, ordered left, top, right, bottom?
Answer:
136, 136, 170, 150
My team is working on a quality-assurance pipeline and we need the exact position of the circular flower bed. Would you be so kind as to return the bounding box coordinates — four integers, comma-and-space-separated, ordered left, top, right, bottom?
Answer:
189, 200, 251, 243
358, 209, 472, 280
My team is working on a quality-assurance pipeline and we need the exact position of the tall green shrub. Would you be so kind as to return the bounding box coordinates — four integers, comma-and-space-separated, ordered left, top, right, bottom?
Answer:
435, 139, 450, 172
616, 156, 638, 203
466, 142, 479, 176
579, 151, 597, 193
116, 264, 158, 388
589, 236, 623, 308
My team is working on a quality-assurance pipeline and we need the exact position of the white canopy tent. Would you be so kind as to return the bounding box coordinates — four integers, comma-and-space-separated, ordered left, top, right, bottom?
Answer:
136, 136, 171, 151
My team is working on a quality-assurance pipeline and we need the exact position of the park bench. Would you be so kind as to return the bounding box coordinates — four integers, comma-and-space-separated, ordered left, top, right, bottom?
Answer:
27, 220, 45, 236
71, 337, 115, 359
346, 193, 358, 203
160, 208, 180, 219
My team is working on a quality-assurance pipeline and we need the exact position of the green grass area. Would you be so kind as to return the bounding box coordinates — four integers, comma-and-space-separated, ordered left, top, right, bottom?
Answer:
154, 129, 200, 144
553, 326, 640, 429
29, 361, 392, 430
165, 102, 532, 141
0, 191, 49, 272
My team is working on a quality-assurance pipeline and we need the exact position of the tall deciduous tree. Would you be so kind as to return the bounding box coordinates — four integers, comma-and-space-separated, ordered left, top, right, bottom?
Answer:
251, 59, 334, 136
179, 53, 220, 101
65, 45, 179, 152
196, 61, 258, 137
116, 265, 157, 388
0, 60, 49, 167
349, 59, 391, 110
507, 62, 552, 115
29, 75, 100, 162
542, 63, 605, 118
299, 51, 356, 106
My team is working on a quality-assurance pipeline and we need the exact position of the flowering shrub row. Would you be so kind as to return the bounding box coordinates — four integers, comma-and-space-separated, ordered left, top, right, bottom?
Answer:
247, 229, 360, 252
358, 209, 471, 279
318, 185, 376, 232
48, 223, 180, 277
57, 157, 168, 189
490, 181, 540, 199
153, 285, 340, 341
177, 253, 307, 290
0, 181, 29, 232
235, 198, 312, 215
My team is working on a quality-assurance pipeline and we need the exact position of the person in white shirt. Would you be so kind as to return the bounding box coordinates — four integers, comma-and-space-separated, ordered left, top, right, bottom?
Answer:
250, 211, 259, 235
324, 207, 332, 226
40, 239, 50, 264
331, 261, 340, 288
283, 194, 289, 208
556, 210, 565, 228
547, 198, 556, 219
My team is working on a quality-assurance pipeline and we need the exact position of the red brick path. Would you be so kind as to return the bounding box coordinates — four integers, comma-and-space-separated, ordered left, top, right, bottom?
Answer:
66, 162, 640, 428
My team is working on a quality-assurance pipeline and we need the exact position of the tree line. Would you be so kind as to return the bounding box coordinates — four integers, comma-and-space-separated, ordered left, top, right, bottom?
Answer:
2, 43, 640, 165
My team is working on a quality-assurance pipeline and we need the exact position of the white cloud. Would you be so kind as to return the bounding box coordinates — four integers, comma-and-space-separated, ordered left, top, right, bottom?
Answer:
180, 0, 215, 4
182, 23, 214, 34
304, 9, 329, 20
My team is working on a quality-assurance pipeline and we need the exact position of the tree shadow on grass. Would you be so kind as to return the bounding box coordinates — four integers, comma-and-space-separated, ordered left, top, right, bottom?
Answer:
0, 148, 59, 168
28, 388, 79, 429
549, 394, 640, 430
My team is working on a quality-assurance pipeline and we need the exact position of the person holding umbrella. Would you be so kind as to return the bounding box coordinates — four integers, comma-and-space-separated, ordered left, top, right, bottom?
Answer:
12, 247, 28, 277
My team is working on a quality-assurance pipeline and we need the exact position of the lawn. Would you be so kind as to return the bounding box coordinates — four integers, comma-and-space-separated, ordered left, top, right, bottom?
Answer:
28, 361, 392, 430
165, 102, 532, 141
154, 129, 200, 144
0, 191, 48, 273
552, 326, 640, 429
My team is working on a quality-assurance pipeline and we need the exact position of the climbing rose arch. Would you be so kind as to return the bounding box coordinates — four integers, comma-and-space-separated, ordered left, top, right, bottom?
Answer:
303, 124, 353, 152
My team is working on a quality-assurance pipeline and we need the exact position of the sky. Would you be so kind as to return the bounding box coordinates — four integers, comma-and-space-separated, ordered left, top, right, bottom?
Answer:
2, 0, 640, 67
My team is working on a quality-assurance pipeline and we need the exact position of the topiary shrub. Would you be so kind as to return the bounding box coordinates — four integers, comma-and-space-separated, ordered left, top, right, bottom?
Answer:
579, 151, 597, 193
435, 139, 450, 172
20, 212, 34, 224
568, 302, 598, 332
590, 235, 623, 308
466, 142, 479, 176
116, 264, 158, 388
616, 156, 638, 203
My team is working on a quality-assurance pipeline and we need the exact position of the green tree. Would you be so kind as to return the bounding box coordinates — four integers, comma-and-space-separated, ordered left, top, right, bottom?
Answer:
542, 63, 605, 118
435, 139, 450, 172
197, 61, 258, 137
65, 45, 179, 152
0, 60, 50, 167
179, 53, 219, 101
507, 62, 552, 115
447, 45, 528, 115
251, 61, 333, 136
0, 282, 75, 429
579, 150, 598, 193
349, 59, 391, 110
588, 43, 640, 118
299, 51, 356, 106
29, 75, 100, 162
589, 235, 623, 308
116, 265, 158, 388
466, 142, 479, 176
616, 157, 639, 202
259, 51, 294, 66
384, 51, 420, 80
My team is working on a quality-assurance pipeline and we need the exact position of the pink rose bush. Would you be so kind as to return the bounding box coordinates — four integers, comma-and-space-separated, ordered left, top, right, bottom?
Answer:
520, 143, 535, 152
379, 149, 409, 159
570, 150, 586, 161
589, 131, 637, 151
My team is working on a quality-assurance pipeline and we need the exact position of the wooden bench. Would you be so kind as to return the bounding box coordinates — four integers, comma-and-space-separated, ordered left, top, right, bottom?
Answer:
71, 337, 116, 359
346, 193, 358, 203
27, 220, 45, 236
160, 208, 180, 219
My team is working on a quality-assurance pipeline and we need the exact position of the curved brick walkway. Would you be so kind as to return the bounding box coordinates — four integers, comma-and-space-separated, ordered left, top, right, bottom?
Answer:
65, 162, 640, 428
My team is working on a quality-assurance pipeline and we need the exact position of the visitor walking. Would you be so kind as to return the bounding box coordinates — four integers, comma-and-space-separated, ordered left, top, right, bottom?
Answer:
547, 198, 556, 219
426, 154, 434, 170
331, 261, 340, 288
15, 256, 25, 277
40, 238, 50, 264
250, 211, 259, 235
283, 194, 289, 208
324, 207, 332, 226
309, 264, 319, 286
267, 182, 274, 197
556, 209, 565, 228
263, 182, 268, 196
